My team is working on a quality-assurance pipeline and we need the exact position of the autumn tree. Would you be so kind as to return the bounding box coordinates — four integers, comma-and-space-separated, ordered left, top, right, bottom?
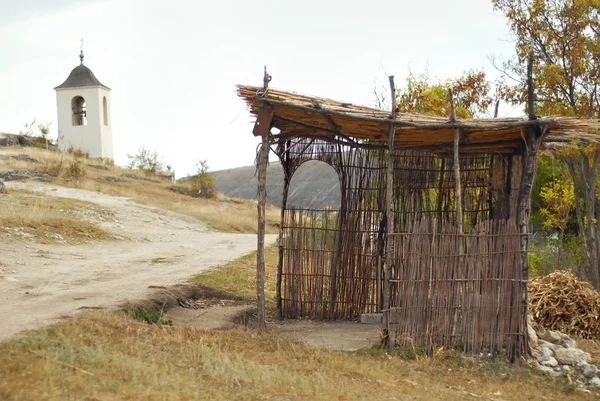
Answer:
493, 0, 600, 287
539, 174, 575, 267
393, 70, 495, 118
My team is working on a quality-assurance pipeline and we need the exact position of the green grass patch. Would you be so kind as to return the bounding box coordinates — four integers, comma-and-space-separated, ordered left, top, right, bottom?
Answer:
129, 306, 173, 326
189, 246, 278, 308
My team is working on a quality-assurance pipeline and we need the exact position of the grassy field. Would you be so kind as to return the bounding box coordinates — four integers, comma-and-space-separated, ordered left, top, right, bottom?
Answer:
2, 147, 279, 234
0, 189, 111, 244
0, 247, 597, 400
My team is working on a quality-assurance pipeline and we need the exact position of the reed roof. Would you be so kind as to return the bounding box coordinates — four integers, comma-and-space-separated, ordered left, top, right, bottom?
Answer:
237, 85, 600, 155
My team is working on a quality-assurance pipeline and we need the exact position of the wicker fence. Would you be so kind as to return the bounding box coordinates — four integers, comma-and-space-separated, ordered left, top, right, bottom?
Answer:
280, 212, 526, 355
386, 219, 526, 356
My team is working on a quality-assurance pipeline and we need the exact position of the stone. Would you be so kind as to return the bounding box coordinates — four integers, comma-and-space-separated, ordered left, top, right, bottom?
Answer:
528, 325, 538, 347
360, 313, 383, 324
0, 137, 20, 147
541, 357, 558, 367
0, 170, 32, 181
558, 333, 576, 348
17, 136, 32, 147
538, 339, 558, 351
100, 176, 126, 183
580, 362, 599, 378
532, 345, 554, 364
590, 377, 600, 387
10, 154, 42, 164
537, 364, 562, 378
554, 348, 592, 365
0, 170, 48, 182
539, 330, 562, 344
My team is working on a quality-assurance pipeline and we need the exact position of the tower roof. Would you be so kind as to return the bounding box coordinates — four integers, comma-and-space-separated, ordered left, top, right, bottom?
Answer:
55, 56, 110, 90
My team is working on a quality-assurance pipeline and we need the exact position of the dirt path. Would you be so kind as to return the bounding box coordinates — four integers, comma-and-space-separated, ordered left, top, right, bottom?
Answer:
0, 181, 277, 342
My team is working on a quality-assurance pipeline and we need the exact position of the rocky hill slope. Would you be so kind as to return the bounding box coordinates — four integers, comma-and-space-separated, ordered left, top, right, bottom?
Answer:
210, 161, 340, 209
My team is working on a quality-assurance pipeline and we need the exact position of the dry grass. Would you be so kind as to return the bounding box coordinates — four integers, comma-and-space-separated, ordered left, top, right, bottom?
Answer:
0, 312, 594, 400
0, 189, 111, 244
2, 147, 280, 234
0, 246, 597, 400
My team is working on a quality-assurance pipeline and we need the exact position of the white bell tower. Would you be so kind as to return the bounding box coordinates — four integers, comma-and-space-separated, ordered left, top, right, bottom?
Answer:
55, 49, 113, 159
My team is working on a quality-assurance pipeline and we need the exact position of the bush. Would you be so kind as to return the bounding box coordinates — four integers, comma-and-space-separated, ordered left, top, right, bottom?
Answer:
189, 160, 215, 198
66, 158, 86, 183
127, 147, 164, 174
44, 155, 66, 177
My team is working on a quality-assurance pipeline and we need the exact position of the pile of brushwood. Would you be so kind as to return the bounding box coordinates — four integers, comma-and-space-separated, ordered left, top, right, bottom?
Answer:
529, 271, 600, 339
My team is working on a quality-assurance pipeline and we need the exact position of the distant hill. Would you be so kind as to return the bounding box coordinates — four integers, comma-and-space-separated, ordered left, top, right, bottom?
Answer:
210, 161, 341, 209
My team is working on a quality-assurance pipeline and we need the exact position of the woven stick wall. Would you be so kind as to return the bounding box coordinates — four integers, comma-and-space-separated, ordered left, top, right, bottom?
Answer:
277, 139, 525, 355
387, 219, 525, 358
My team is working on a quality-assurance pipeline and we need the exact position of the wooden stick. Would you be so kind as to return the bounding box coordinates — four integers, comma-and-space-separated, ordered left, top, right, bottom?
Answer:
276, 145, 291, 320
382, 75, 397, 346
449, 89, 463, 235
256, 66, 271, 331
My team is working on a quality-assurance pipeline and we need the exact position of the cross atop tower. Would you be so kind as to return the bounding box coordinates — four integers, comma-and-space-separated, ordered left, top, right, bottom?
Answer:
79, 38, 84, 64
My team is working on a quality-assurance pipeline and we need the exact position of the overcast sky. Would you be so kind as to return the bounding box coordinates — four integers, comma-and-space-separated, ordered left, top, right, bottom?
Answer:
0, 0, 519, 176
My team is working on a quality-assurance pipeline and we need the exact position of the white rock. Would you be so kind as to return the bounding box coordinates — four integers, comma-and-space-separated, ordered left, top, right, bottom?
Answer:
533, 345, 553, 363
554, 348, 592, 365
528, 325, 539, 346
538, 339, 558, 351
541, 357, 558, 367
590, 377, 600, 387
580, 362, 599, 378
559, 333, 577, 348
539, 330, 562, 344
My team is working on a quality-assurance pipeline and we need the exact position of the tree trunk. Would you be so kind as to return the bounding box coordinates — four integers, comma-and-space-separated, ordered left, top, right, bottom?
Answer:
566, 151, 600, 289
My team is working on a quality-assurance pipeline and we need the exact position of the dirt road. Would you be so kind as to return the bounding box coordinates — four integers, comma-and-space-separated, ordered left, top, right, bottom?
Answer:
0, 181, 276, 342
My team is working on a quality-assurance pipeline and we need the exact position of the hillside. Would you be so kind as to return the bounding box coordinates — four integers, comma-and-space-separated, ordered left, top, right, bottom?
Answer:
210, 160, 341, 209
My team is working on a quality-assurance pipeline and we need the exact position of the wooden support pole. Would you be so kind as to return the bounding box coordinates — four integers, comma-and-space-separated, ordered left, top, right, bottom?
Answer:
449, 89, 463, 234
448, 89, 464, 345
382, 75, 397, 346
276, 141, 291, 320
256, 66, 271, 331
515, 52, 540, 359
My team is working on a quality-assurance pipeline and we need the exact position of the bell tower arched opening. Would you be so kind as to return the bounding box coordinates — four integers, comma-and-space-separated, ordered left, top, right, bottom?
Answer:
71, 96, 87, 126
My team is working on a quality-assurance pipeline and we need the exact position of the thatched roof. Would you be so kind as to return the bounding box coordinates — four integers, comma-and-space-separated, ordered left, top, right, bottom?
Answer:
237, 85, 600, 155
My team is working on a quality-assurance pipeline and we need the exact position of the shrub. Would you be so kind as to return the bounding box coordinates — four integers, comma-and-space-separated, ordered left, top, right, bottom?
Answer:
44, 155, 66, 177
189, 160, 215, 198
127, 147, 164, 174
66, 158, 87, 183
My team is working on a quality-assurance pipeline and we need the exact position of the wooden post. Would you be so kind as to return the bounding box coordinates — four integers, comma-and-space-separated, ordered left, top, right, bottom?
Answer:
382, 75, 397, 345
515, 52, 542, 359
256, 66, 271, 331
276, 141, 291, 320
449, 89, 463, 234
448, 89, 464, 345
